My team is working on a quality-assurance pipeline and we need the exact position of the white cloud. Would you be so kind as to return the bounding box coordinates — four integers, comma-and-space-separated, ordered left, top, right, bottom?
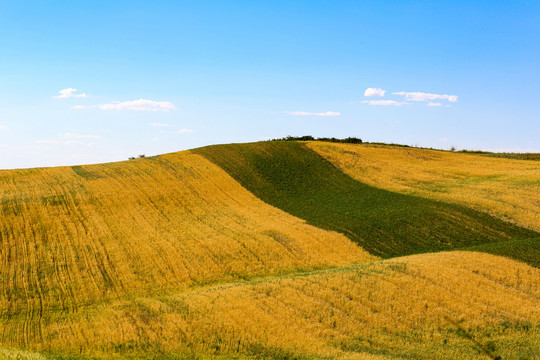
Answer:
63, 133, 102, 139
393, 91, 458, 102
0, 125, 6, 130
364, 88, 386, 97
286, 111, 341, 117
361, 100, 407, 106
36, 140, 61, 144
98, 99, 177, 111
428, 102, 443, 107
149, 122, 170, 127
53, 88, 87, 99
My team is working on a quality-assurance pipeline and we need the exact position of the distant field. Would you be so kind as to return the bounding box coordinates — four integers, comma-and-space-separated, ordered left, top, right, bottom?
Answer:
2, 252, 537, 359
459, 150, 540, 161
307, 142, 540, 231
195, 141, 538, 258
461, 237, 540, 267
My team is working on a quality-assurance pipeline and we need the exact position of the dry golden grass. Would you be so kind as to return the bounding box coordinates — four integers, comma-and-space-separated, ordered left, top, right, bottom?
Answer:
0, 348, 47, 360
0, 151, 373, 345
2, 252, 537, 359
307, 142, 540, 230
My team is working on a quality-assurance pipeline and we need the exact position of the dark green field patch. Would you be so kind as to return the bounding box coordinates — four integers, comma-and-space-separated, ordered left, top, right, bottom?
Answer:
458, 150, 540, 161
194, 141, 538, 258
0, 197, 28, 216
461, 237, 540, 267
41, 194, 69, 207
71, 166, 101, 180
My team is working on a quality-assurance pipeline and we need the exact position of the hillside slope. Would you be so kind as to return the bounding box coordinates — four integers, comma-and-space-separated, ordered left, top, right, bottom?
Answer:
307, 142, 540, 231
195, 141, 538, 258
2, 252, 537, 359
0, 150, 374, 337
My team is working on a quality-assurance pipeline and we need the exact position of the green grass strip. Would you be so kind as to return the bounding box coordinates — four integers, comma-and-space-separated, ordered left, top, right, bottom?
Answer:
461, 237, 540, 267
194, 141, 538, 258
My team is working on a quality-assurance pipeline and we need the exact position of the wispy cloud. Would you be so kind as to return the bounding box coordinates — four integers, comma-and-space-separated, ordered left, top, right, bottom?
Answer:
98, 99, 177, 111
53, 88, 87, 99
286, 111, 341, 117
361, 100, 407, 106
428, 102, 443, 107
149, 122, 170, 127
73, 99, 177, 111
63, 133, 102, 139
36, 139, 61, 144
0, 125, 6, 130
364, 88, 386, 97
393, 91, 458, 103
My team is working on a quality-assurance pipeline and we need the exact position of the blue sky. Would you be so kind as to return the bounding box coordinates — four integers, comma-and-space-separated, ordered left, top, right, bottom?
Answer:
0, 1, 539, 168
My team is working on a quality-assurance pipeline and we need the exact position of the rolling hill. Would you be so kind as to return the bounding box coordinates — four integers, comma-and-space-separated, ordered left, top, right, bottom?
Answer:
306, 141, 540, 231
0, 140, 538, 359
194, 141, 537, 258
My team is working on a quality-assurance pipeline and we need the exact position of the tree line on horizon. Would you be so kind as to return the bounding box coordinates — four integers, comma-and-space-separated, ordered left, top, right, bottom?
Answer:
273, 135, 363, 144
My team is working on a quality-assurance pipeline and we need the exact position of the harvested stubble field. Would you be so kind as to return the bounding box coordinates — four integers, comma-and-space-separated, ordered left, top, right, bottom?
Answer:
1, 252, 539, 360
0, 141, 539, 359
0, 150, 372, 354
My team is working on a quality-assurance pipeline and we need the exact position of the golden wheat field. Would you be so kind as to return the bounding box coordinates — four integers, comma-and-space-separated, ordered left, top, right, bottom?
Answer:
1, 252, 538, 359
307, 142, 540, 231
0, 150, 374, 351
